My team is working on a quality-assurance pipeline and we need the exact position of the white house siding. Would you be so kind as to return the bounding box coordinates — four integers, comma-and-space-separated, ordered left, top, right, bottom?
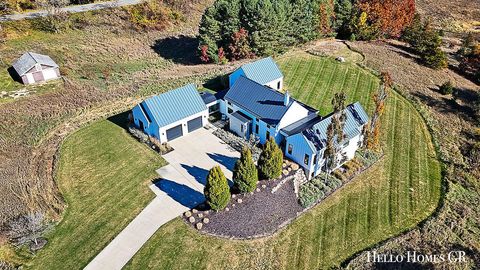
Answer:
42, 68, 58, 81
277, 102, 310, 130
264, 77, 283, 90
158, 110, 208, 143
24, 73, 35, 84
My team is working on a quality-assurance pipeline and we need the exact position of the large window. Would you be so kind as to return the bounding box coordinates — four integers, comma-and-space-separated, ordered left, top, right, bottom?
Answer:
304, 154, 310, 165
266, 130, 270, 140
288, 144, 293, 155
228, 107, 233, 114
255, 124, 259, 134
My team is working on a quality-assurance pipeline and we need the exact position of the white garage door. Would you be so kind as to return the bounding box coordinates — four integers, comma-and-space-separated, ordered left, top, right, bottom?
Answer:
43, 68, 58, 80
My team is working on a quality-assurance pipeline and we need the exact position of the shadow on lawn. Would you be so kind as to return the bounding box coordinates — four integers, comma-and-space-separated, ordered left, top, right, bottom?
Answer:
151, 35, 201, 66
107, 111, 130, 130
153, 179, 205, 208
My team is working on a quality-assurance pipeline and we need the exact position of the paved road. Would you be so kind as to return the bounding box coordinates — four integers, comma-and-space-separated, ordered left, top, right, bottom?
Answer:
0, 0, 144, 22
84, 128, 239, 270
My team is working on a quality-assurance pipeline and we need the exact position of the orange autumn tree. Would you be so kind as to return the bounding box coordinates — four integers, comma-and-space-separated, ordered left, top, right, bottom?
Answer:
355, 0, 415, 38
364, 72, 391, 150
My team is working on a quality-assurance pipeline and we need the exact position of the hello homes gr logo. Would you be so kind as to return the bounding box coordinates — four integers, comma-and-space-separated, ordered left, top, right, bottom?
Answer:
366, 250, 467, 264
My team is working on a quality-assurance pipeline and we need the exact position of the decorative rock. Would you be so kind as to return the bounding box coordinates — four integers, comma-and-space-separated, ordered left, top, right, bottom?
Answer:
282, 163, 287, 168
237, 198, 243, 203
192, 209, 198, 214
232, 194, 236, 199
232, 204, 236, 207
285, 160, 290, 166
189, 216, 195, 223
288, 167, 292, 172
291, 163, 299, 170
196, 222, 203, 230
203, 218, 210, 224
198, 213, 204, 218
283, 169, 289, 176
184, 211, 192, 218
205, 210, 210, 215
225, 207, 230, 211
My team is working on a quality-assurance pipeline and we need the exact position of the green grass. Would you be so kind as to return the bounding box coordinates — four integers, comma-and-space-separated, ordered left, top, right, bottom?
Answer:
27, 52, 441, 269
26, 113, 165, 270
122, 52, 441, 269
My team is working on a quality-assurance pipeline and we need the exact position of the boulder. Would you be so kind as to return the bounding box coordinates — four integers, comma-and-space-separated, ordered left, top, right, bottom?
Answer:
198, 213, 203, 218
192, 209, 198, 214
203, 218, 210, 224
291, 163, 299, 170
237, 198, 243, 203
189, 216, 195, 223
283, 169, 289, 176
184, 211, 192, 218
196, 222, 203, 230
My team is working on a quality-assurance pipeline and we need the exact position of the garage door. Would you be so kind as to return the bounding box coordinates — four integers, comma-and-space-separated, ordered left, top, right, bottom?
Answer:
187, 117, 203, 133
166, 124, 183, 141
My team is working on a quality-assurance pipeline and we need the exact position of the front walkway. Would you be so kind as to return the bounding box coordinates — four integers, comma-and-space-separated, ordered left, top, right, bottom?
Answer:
84, 128, 239, 270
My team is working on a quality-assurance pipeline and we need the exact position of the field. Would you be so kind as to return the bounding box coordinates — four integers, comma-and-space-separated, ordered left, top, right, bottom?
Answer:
25, 114, 165, 269
26, 51, 441, 269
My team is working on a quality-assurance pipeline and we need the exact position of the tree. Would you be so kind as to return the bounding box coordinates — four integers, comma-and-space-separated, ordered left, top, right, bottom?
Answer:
8, 212, 50, 249
228, 28, 253, 60
364, 72, 390, 149
458, 34, 479, 83
439, 81, 454, 95
402, 15, 447, 69
233, 147, 258, 193
323, 91, 347, 173
334, 0, 353, 38
351, 0, 415, 39
258, 137, 283, 180
204, 166, 230, 211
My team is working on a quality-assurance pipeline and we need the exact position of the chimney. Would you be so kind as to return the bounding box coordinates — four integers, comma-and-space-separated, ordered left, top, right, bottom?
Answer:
284, 91, 290, 106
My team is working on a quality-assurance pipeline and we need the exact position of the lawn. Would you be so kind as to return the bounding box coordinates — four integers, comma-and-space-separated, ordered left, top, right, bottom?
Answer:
123, 52, 441, 269
26, 52, 441, 269
26, 113, 166, 270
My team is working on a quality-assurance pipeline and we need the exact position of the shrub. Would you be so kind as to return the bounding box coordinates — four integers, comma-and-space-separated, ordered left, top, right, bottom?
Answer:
233, 147, 258, 193
298, 173, 341, 207
439, 81, 454, 95
125, 0, 182, 30
204, 166, 230, 211
258, 137, 283, 180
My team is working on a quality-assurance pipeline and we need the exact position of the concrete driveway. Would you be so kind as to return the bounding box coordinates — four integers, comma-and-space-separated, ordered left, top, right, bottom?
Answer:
85, 127, 239, 270
155, 127, 239, 206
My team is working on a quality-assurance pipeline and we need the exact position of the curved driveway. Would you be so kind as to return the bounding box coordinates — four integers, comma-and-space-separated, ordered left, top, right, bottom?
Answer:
0, 0, 144, 22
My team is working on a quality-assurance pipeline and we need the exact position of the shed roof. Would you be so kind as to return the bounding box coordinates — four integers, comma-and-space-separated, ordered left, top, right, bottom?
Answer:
12, 52, 58, 76
141, 84, 207, 128
238, 57, 283, 85
301, 102, 369, 151
225, 76, 293, 124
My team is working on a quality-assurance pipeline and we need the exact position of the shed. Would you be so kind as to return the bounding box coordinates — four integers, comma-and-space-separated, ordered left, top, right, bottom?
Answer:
12, 52, 60, 85
132, 84, 208, 143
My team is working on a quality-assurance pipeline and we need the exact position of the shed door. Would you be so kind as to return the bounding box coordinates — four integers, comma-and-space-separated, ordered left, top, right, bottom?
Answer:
32, 71, 44, 82
187, 116, 203, 133
166, 124, 183, 141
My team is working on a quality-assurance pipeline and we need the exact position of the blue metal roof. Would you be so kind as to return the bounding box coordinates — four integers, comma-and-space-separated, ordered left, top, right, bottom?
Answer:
301, 102, 369, 151
199, 91, 217, 104
225, 76, 292, 124
239, 57, 283, 85
141, 84, 207, 128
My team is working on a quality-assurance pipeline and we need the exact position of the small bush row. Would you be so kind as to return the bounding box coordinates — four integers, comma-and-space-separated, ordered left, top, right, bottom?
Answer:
299, 173, 342, 208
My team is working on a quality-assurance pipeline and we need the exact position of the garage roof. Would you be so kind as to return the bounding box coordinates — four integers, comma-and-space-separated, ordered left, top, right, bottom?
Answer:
141, 84, 207, 128
12, 52, 58, 76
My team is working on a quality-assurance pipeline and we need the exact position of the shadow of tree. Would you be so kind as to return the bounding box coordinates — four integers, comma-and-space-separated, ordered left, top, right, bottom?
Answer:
180, 164, 209, 185
152, 179, 205, 208
411, 91, 477, 123
151, 35, 201, 65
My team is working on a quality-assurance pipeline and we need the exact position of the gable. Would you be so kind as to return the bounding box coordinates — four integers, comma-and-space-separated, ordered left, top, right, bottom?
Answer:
278, 101, 311, 129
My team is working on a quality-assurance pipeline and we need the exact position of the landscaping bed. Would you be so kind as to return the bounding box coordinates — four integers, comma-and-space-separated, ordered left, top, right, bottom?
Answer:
182, 175, 303, 239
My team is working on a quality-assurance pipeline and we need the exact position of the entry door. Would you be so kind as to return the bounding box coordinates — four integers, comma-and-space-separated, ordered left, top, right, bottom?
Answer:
166, 124, 183, 141
187, 116, 203, 133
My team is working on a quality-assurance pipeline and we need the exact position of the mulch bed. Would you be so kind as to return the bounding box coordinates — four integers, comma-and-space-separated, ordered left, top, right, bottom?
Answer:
182, 176, 304, 239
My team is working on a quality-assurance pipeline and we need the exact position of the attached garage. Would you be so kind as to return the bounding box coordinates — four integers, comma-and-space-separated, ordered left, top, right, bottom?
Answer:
132, 84, 209, 143
187, 117, 203, 133
166, 124, 183, 141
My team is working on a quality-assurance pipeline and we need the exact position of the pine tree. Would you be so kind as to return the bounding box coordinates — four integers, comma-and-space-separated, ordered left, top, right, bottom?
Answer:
258, 137, 283, 180
204, 166, 231, 211
233, 147, 258, 193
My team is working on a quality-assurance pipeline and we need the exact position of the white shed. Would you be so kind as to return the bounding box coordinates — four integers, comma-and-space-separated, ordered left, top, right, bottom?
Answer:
12, 52, 60, 85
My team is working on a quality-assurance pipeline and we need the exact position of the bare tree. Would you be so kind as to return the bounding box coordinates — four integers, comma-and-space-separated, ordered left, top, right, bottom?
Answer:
37, 0, 70, 33
324, 91, 347, 174
8, 212, 51, 249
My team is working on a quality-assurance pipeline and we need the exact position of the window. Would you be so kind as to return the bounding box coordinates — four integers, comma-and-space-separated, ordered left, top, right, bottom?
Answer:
255, 124, 259, 134
312, 154, 317, 165
304, 154, 310, 165
228, 107, 233, 114
227, 101, 232, 106
266, 130, 270, 140
241, 125, 244, 133
288, 144, 293, 155
277, 81, 281, 90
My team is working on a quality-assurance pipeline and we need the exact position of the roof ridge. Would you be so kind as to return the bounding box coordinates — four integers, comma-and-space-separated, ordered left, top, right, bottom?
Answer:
237, 76, 287, 99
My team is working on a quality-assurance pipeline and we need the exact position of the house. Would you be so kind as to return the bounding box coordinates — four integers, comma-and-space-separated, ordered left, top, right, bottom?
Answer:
281, 102, 369, 179
132, 84, 208, 143
223, 76, 315, 144
132, 57, 368, 180
12, 52, 60, 85
229, 57, 283, 90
